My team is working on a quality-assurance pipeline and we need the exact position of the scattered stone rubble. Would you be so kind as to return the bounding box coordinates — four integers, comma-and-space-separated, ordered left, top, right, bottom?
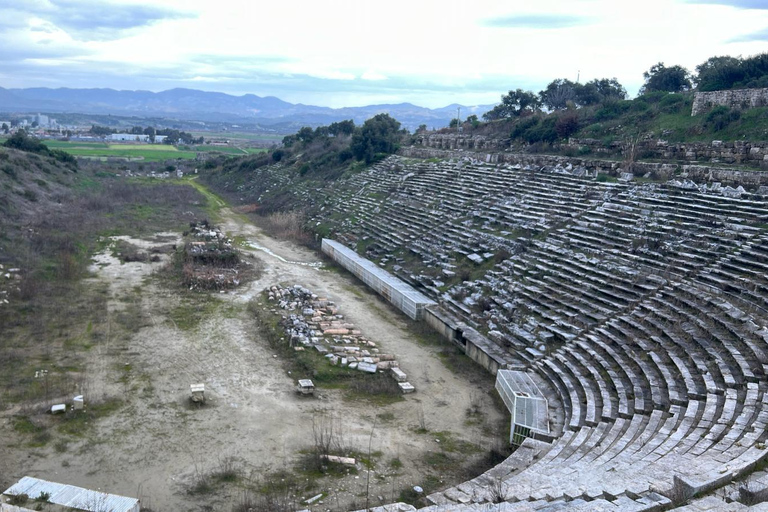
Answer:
181, 220, 243, 290
0, 263, 20, 307
266, 284, 414, 393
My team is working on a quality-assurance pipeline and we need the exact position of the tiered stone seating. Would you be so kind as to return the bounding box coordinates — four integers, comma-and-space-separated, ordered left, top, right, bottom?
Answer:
227, 153, 768, 509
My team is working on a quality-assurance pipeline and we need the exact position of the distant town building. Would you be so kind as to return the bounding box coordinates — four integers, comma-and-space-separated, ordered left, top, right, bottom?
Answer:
110, 133, 149, 142
109, 133, 167, 143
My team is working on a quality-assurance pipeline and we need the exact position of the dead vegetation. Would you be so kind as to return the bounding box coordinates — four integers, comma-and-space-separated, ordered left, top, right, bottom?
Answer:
165, 219, 257, 290
257, 210, 313, 245
0, 154, 210, 490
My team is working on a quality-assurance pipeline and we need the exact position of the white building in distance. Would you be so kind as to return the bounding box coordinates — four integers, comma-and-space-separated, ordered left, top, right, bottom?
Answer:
109, 133, 167, 143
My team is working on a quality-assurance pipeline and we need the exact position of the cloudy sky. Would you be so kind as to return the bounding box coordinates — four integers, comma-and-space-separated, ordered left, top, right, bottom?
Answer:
0, 0, 766, 108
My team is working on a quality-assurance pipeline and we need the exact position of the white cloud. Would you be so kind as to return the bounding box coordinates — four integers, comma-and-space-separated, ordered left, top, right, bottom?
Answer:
361, 71, 388, 81
2, 0, 768, 107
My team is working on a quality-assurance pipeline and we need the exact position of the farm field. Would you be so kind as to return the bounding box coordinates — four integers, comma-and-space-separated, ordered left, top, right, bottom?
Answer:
0, 137, 271, 161
35, 140, 268, 161
41, 141, 197, 161
190, 130, 284, 143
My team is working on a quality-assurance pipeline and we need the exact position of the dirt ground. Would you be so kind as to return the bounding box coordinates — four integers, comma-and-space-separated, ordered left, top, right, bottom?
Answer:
1, 207, 506, 512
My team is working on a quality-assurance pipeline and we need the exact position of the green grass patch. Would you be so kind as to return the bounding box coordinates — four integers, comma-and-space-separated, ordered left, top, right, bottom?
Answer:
57, 398, 124, 437
431, 431, 482, 455
168, 295, 223, 331
41, 140, 200, 161
184, 177, 227, 218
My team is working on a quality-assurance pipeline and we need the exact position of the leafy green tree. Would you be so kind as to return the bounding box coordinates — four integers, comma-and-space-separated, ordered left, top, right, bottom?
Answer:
449, 118, 460, 128
695, 56, 744, 91
483, 89, 541, 120
695, 53, 768, 91
328, 120, 355, 136
640, 62, 692, 94
577, 78, 627, 105
3, 130, 77, 166
415, 124, 428, 133
739, 53, 768, 88
296, 126, 315, 143
350, 113, 402, 164
282, 134, 297, 147
4, 130, 45, 152
143, 126, 156, 143
1, 123, 8, 134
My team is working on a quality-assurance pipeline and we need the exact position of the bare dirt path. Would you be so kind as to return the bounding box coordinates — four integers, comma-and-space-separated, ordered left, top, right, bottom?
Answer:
3, 203, 505, 512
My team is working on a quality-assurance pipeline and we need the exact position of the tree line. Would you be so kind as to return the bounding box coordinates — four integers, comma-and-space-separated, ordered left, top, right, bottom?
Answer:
484, 52, 768, 121
282, 115, 404, 165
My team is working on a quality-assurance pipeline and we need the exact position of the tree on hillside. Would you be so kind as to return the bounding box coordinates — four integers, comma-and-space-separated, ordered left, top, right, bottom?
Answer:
3, 129, 77, 166
579, 78, 628, 105
695, 56, 744, 91
482, 89, 541, 120
350, 113, 401, 164
739, 53, 768, 88
328, 120, 355, 136
4, 130, 48, 153
296, 126, 315, 143
695, 53, 768, 91
540, 79, 579, 110
640, 62, 693, 94
1, 123, 8, 134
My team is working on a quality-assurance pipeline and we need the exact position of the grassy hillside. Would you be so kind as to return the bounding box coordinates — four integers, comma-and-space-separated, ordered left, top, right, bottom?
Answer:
464, 91, 768, 150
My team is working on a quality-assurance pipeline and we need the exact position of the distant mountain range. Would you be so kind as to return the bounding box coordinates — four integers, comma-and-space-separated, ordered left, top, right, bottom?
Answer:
0, 87, 494, 131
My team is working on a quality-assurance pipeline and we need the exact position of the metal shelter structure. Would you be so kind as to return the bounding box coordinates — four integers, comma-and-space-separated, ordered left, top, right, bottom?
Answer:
495, 369, 550, 445
3, 476, 140, 512
321, 239, 436, 320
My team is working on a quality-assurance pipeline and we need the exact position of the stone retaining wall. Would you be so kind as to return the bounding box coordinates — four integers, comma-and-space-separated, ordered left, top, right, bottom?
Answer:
569, 137, 768, 167
416, 133, 768, 167
414, 133, 510, 151
692, 87, 768, 116
399, 146, 768, 186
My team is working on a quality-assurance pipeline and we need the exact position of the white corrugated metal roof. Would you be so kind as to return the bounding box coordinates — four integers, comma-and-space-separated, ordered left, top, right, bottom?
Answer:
495, 370, 549, 433
322, 239, 436, 306
4, 477, 139, 512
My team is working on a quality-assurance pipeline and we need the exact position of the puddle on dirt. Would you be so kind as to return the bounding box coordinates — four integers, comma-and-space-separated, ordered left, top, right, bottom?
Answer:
245, 241, 323, 267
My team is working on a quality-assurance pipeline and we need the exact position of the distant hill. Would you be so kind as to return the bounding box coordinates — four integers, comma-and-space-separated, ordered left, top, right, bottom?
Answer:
0, 86, 494, 131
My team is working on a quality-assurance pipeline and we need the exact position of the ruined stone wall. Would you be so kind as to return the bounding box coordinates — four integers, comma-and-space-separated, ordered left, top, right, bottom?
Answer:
414, 133, 511, 151
421, 133, 768, 167
569, 137, 768, 167
692, 88, 768, 116
399, 146, 768, 186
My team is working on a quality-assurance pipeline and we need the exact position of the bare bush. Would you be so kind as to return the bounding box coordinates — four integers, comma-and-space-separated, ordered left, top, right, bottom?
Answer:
234, 473, 301, 512
258, 211, 312, 244
312, 412, 347, 457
